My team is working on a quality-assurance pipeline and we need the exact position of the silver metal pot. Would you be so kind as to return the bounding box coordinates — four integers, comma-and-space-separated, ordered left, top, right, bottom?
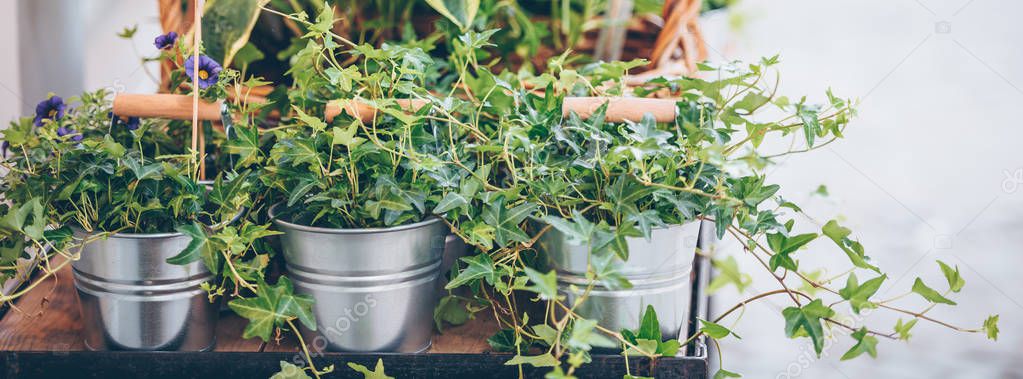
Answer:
270, 205, 448, 352
536, 220, 702, 341
72, 230, 217, 351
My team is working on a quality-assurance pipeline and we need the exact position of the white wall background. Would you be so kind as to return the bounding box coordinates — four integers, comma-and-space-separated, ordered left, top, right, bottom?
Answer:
704, 1, 1023, 378
0, 0, 160, 124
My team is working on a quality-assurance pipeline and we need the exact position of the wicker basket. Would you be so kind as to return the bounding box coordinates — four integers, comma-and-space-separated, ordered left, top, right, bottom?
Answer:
157, 0, 708, 88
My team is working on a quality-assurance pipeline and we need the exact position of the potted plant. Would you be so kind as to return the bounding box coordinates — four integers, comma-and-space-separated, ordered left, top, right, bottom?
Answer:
223, 13, 462, 353
0, 88, 251, 351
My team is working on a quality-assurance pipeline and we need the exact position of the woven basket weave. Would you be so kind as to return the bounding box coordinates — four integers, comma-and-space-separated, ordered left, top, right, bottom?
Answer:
157, 0, 708, 87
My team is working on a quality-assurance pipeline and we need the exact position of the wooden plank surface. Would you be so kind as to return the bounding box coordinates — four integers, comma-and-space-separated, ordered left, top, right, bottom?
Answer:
0, 261, 261, 352
0, 263, 497, 354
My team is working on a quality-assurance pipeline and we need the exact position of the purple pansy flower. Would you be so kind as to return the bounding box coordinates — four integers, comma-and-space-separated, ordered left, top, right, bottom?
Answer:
109, 112, 141, 131
153, 31, 178, 50
184, 55, 222, 89
125, 116, 141, 131
34, 96, 65, 126
56, 127, 83, 142
1, 141, 8, 157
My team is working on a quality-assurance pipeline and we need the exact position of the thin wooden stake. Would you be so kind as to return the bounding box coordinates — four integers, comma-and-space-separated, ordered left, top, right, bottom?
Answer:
192, 0, 205, 180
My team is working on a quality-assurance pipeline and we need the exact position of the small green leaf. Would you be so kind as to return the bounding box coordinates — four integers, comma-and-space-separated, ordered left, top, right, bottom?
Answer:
166, 222, 213, 269
445, 253, 495, 289
504, 353, 559, 367
269, 361, 312, 379
708, 256, 752, 293
434, 295, 471, 331
347, 358, 394, 379
487, 328, 518, 352
983, 315, 999, 341
228, 277, 316, 341
713, 369, 742, 379
293, 106, 328, 132
568, 319, 617, 350
911, 278, 956, 305
782, 299, 835, 356
822, 220, 879, 273
522, 267, 558, 300
699, 319, 741, 340
936, 260, 965, 293
893, 318, 917, 341
433, 192, 468, 214
838, 273, 886, 314
840, 328, 878, 361
637, 305, 661, 341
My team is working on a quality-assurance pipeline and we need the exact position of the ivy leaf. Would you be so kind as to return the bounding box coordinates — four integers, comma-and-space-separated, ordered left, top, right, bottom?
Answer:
893, 318, 917, 341
0, 198, 46, 240
838, 273, 886, 314
840, 328, 878, 361
637, 305, 661, 341
292, 106, 328, 132
707, 256, 751, 293
481, 198, 534, 247
822, 220, 879, 273
228, 276, 316, 341
331, 121, 365, 147
936, 260, 965, 293
487, 328, 518, 352
522, 267, 558, 300
766, 232, 817, 255
782, 299, 835, 356
504, 353, 559, 367
269, 361, 311, 379
124, 159, 164, 181
166, 222, 216, 271
434, 295, 471, 331
798, 106, 820, 147
568, 319, 617, 350
445, 253, 495, 289
425, 0, 480, 31
347, 358, 394, 379
433, 192, 468, 214
911, 278, 956, 305
983, 315, 999, 341
542, 213, 595, 246
713, 369, 742, 379
224, 124, 262, 168
626, 210, 664, 240
101, 135, 126, 157
622, 339, 659, 357
699, 319, 741, 340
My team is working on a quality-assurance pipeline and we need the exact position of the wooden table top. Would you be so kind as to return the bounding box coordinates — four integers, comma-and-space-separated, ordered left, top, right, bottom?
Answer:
0, 260, 498, 354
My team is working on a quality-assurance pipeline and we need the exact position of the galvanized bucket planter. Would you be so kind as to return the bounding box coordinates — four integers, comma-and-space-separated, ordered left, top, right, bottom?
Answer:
270, 205, 448, 352
536, 220, 703, 341
72, 230, 217, 351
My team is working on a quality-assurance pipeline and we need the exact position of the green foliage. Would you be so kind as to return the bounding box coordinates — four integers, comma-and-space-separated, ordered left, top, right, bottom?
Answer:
228, 276, 316, 341
347, 358, 394, 379
840, 328, 878, 361
782, 299, 836, 357
838, 273, 886, 314
983, 315, 999, 341
911, 278, 957, 305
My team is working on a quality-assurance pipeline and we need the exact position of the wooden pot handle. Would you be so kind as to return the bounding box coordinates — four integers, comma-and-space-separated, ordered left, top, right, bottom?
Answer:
112, 94, 222, 121
326, 97, 678, 123
113, 94, 678, 123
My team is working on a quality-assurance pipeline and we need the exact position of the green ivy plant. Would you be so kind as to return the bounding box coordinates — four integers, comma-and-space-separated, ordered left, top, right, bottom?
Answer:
227, 5, 1000, 375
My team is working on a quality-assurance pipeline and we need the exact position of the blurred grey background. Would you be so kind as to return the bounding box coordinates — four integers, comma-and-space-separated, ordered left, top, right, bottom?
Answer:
0, 1, 1019, 378
703, 1, 1023, 378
